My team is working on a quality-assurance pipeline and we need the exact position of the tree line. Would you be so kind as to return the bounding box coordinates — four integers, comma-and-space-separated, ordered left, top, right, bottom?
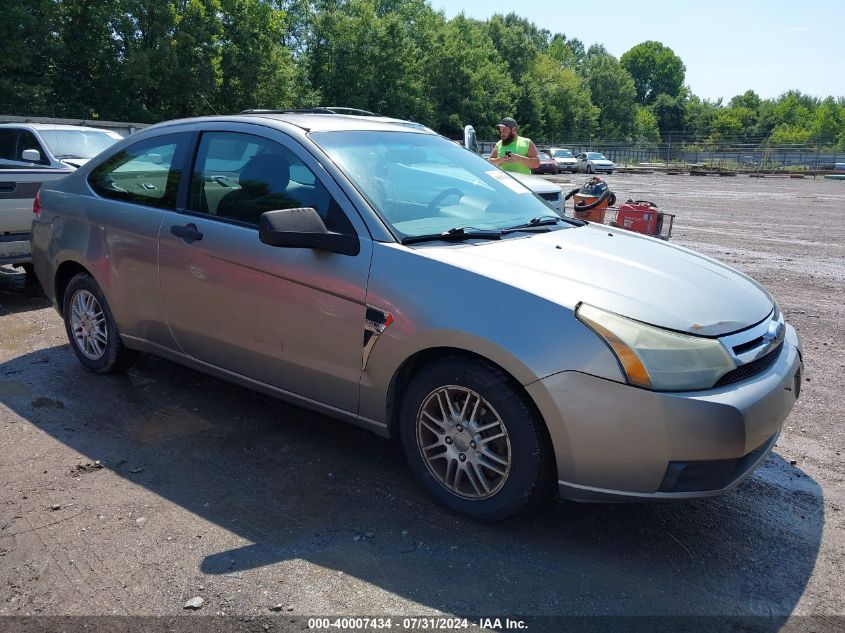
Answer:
2, 0, 844, 148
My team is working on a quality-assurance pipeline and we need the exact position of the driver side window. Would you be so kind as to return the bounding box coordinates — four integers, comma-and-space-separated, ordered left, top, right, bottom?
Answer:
188, 131, 354, 234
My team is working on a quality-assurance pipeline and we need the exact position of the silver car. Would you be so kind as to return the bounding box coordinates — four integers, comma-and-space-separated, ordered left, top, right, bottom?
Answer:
576, 151, 615, 174
31, 111, 803, 521
0, 123, 123, 170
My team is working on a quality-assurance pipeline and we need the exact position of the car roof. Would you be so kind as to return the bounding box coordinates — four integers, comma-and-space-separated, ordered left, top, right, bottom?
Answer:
0, 123, 119, 133
147, 111, 438, 136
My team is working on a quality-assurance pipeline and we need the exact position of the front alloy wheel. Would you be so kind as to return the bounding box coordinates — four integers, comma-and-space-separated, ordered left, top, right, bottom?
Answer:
416, 386, 511, 500
400, 356, 552, 521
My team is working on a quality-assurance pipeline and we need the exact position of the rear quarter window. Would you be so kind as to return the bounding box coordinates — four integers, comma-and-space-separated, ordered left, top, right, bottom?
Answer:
88, 133, 188, 209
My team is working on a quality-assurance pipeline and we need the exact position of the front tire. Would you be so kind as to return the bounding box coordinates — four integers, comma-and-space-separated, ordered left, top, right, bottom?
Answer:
399, 356, 552, 521
62, 272, 138, 373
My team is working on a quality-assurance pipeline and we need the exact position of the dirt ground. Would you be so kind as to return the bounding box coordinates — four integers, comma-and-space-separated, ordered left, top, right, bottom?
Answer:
0, 172, 843, 632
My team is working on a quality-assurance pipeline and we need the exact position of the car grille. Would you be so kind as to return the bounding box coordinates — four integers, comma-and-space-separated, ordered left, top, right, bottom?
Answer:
714, 341, 783, 387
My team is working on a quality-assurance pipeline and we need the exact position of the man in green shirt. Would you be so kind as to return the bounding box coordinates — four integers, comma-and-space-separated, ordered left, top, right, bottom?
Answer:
489, 117, 540, 175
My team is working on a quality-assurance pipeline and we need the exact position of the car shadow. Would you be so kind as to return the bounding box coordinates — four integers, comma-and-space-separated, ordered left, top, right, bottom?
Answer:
0, 346, 824, 626
0, 265, 50, 315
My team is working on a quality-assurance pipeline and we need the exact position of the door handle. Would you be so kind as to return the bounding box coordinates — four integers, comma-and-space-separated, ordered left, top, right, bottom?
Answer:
170, 223, 203, 244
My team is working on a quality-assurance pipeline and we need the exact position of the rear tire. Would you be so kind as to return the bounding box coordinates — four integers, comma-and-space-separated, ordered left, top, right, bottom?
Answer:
399, 356, 552, 521
62, 272, 138, 373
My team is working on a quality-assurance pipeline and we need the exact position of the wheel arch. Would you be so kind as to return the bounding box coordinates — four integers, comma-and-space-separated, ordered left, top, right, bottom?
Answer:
54, 260, 92, 317
384, 347, 555, 469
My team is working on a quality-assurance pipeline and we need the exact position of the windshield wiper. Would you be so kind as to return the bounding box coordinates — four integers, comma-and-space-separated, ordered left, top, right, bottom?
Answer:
55, 154, 87, 160
501, 215, 564, 233
401, 226, 502, 245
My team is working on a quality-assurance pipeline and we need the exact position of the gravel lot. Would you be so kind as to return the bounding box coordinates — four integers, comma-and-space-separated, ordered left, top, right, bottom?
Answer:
1, 172, 843, 632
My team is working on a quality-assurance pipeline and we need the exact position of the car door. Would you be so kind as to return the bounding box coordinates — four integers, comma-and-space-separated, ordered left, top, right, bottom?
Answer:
157, 124, 373, 414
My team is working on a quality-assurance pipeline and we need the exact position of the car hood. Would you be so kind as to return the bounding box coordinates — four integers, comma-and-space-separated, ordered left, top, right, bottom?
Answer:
511, 172, 560, 194
554, 157, 576, 164
416, 225, 773, 336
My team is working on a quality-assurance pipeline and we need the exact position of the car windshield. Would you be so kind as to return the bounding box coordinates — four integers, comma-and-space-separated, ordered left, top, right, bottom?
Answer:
586, 152, 607, 160
538, 152, 551, 161
40, 129, 121, 159
552, 149, 573, 158
312, 131, 567, 239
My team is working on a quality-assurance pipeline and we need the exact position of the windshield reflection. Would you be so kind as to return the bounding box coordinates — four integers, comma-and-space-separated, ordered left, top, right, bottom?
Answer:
312, 131, 566, 239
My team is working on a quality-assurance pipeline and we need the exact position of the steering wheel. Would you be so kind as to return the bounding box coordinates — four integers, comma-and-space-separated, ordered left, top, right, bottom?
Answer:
427, 188, 464, 211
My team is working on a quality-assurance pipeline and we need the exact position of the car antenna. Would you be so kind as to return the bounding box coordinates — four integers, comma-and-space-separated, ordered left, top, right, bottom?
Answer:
199, 93, 219, 115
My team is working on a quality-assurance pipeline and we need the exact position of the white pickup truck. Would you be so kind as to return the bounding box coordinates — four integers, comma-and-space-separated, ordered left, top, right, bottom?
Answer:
0, 123, 122, 271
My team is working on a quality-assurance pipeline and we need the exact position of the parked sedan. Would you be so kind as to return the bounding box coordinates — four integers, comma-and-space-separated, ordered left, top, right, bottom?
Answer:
31, 110, 802, 521
531, 151, 559, 175
576, 151, 614, 174
549, 147, 577, 172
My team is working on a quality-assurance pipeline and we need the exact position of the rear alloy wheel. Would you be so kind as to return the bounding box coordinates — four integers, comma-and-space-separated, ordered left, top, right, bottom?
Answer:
63, 272, 137, 373
400, 356, 552, 521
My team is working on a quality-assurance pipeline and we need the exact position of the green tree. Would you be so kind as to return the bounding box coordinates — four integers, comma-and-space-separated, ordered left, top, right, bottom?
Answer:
684, 95, 720, 141
620, 41, 685, 105
632, 106, 660, 143
308, 0, 437, 121
0, 0, 57, 115
729, 89, 761, 112
583, 52, 637, 139
426, 15, 515, 137
650, 92, 685, 138
710, 106, 757, 142
808, 97, 844, 146
547, 34, 578, 70
528, 53, 597, 140
485, 13, 547, 133
115, 0, 181, 119
50, 0, 128, 119
218, 0, 298, 113
163, 0, 223, 117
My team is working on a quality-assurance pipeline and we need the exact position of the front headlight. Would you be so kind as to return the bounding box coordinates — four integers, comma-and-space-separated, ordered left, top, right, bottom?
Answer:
576, 303, 736, 391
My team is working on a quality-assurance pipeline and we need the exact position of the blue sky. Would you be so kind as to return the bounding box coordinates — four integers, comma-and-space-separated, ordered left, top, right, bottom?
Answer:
427, 0, 844, 103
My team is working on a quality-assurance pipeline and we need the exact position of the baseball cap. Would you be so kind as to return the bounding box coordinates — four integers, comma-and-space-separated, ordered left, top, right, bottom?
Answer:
496, 117, 517, 129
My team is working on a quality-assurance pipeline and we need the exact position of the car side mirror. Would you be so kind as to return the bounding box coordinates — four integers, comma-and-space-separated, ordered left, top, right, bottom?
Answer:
22, 149, 41, 162
146, 153, 163, 164
259, 207, 360, 256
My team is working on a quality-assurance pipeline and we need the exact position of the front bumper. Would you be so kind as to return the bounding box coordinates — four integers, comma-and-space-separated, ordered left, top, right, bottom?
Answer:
526, 324, 803, 501
0, 232, 31, 265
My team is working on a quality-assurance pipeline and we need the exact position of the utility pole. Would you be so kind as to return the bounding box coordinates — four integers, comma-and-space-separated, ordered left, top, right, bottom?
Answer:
666, 132, 671, 173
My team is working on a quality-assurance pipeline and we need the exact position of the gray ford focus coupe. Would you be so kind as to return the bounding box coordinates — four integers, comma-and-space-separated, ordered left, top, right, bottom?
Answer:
31, 110, 803, 521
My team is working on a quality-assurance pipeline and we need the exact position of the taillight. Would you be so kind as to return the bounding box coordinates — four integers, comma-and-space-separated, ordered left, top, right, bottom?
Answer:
33, 191, 42, 216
